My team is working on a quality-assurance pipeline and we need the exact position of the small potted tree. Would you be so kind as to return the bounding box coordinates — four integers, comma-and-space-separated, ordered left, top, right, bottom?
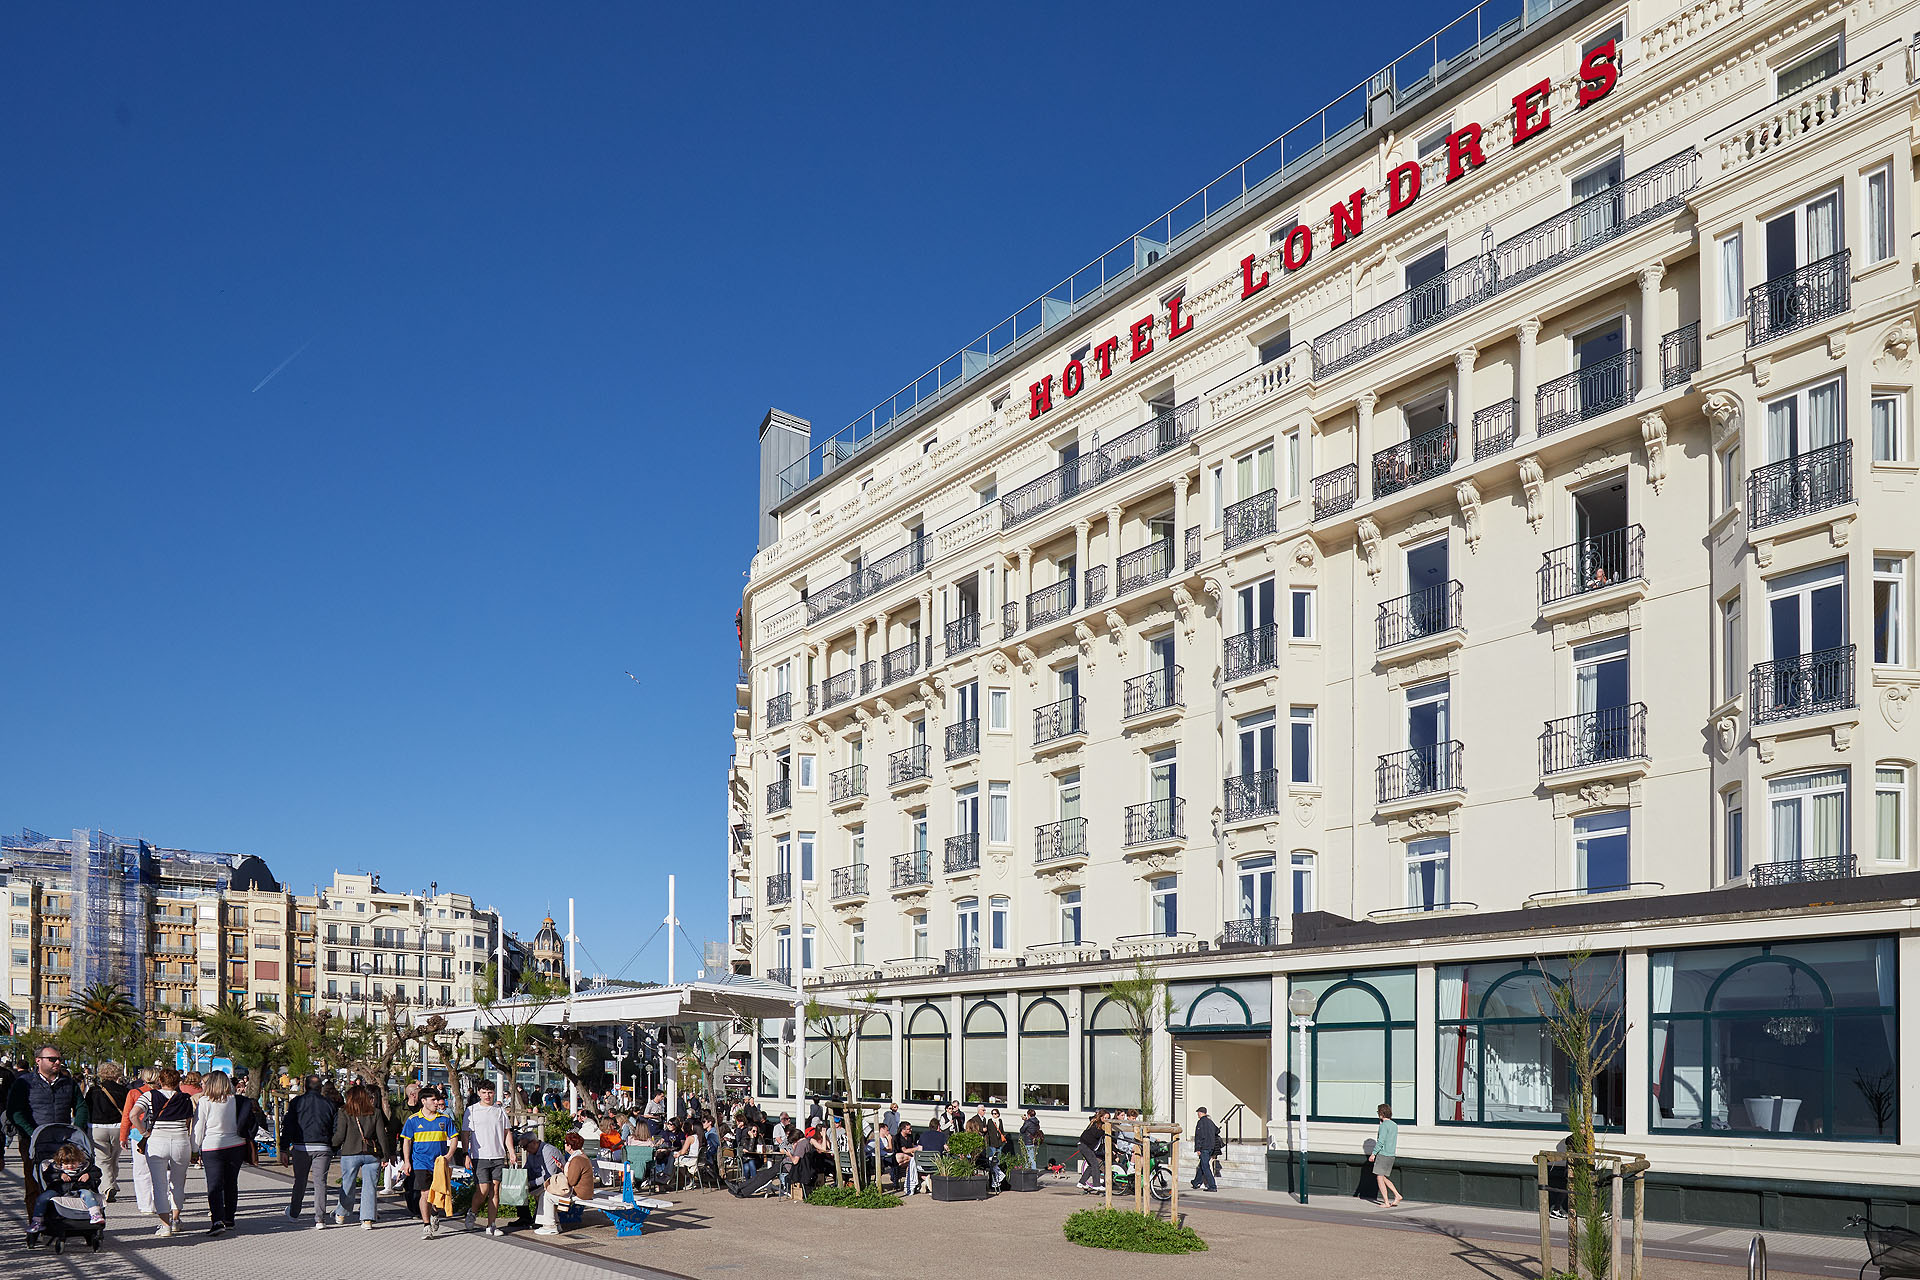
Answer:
1000, 1138, 1040, 1192
930, 1130, 990, 1202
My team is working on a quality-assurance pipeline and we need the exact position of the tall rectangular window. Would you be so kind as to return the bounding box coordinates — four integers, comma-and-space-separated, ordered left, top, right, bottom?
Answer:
1865, 164, 1893, 264
989, 896, 1009, 951
1872, 392, 1906, 463
1290, 587, 1316, 640
1768, 768, 1850, 865
1059, 890, 1082, 944
988, 782, 1010, 845
1406, 838, 1450, 910
1209, 465, 1224, 529
1717, 231, 1744, 326
1721, 594, 1743, 703
798, 754, 816, 789
1150, 876, 1178, 936
1875, 557, 1908, 665
1720, 442, 1742, 512
1290, 706, 1316, 784
1724, 792, 1745, 880
1290, 853, 1316, 914
1876, 766, 1908, 862
1574, 809, 1631, 893
989, 688, 1010, 732
1285, 430, 1302, 499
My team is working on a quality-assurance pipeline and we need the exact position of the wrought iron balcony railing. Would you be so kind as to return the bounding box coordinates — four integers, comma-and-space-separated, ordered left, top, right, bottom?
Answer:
1540, 703, 1648, 775
1223, 489, 1277, 550
820, 668, 858, 711
891, 851, 932, 889
765, 692, 792, 728
1221, 916, 1285, 947
1002, 601, 1020, 640
1117, 539, 1174, 595
1124, 797, 1184, 846
830, 863, 869, 900
945, 717, 980, 762
888, 743, 931, 786
881, 639, 925, 686
1085, 564, 1109, 606
1027, 578, 1077, 628
828, 764, 867, 804
1000, 401, 1197, 528
945, 612, 981, 659
1373, 421, 1457, 498
766, 778, 791, 813
805, 535, 928, 627
1185, 524, 1200, 569
944, 947, 983, 974
1035, 816, 1088, 863
1747, 440, 1851, 530
1034, 695, 1087, 745
1539, 525, 1645, 607
1751, 644, 1855, 724
1312, 464, 1358, 521
1751, 854, 1857, 887
1747, 250, 1850, 348
1123, 666, 1183, 719
1660, 321, 1700, 389
1224, 623, 1278, 679
766, 966, 792, 987
1223, 770, 1279, 822
1377, 581, 1463, 649
766, 873, 791, 907
1537, 350, 1638, 435
1377, 741, 1464, 803
1472, 398, 1516, 459
944, 832, 981, 874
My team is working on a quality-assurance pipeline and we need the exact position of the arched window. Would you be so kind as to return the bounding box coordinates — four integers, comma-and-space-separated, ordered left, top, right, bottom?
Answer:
1019, 993, 1069, 1108
1083, 994, 1143, 1112
856, 1008, 893, 1101
904, 1002, 948, 1103
962, 997, 1008, 1104
1436, 956, 1625, 1129
1288, 968, 1415, 1122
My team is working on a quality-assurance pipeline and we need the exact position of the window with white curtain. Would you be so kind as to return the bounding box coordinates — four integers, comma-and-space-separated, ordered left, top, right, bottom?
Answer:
989, 688, 1010, 732
1721, 594, 1743, 703
1716, 231, 1743, 326
1719, 441, 1742, 512
1209, 465, 1224, 529
1724, 791, 1744, 881
1865, 165, 1893, 263
1876, 765, 1909, 862
989, 896, 1009, 950
1776, 38, 1842, 98
1768, 768, 1850, 865
1285, 430, 1302, 499
1872, 392, 1905, 463
1876, 557, 1908, 665
988, 781, 1010, 845
1407, 837, 1451, 910
1235, 443, 1275, 501
1764, 378, 1843, 463
1574, 809, 1631, 893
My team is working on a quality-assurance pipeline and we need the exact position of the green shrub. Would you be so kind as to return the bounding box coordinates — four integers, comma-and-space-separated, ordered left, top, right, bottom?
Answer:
1063, 1208, 1208, 1254
937, 1129, 986, 1179
541, 1106, 574, 1146
805, 1184, 902, 1209
1000, 1140, 1033, 1171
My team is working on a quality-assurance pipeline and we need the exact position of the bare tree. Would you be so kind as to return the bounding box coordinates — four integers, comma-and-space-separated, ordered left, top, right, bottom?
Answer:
1534, 950, 1627, 1280
1101, 963, 1172, 1119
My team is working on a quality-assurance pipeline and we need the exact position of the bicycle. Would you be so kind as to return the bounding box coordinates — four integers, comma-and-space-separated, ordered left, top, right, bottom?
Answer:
1084, 1140, 1173, 1203
1846, 1214, 1920, 1280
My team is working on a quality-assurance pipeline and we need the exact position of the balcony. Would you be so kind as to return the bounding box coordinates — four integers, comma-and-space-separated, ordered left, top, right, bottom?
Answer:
805, 535, 928, 628
1034, 817, 1089, 866
1220, 916, 1285, 948
766, 693, 792, 728
882, 956, 941, 979
1123, 666, 1183, 722
1117, 539, 1174, 596
1033, 696, 1087, 749
888, 743, 931, 788
766, 872, 791, 907
1313, 255, 1496, 376
1185, 525, 1200, 569
1377, 581, 1463, 652
945, 717, 980, 763
1539, 525, 1646, 611
1123, 797, 1184, 848
766, 778, 791, 813
945, 612, 981, 659
1085, 564, 1109, 607
1223, 490, 1277, 550
766, 967, 793, 988
1536, 350, 1637, 435
890, 851, 932, 891
1026, 578, 1077, 629
1377, 742, 1464, 806
1540, 704, 1649, 779
944, 832, 981, 875
944, 947, 983, 974
1751, 645, 1856, 725
1311, 464, 1358, 521
1002, 600, 1020, 640
820, 668, 858, 711
1471, 398, 1516, 460
830, 863, 869, 902
822, 963, 880, 984
1223, 771, 1279, 824
881, 639, 925, 686
1660, 321, 1700, 389
1000, 401, 1197, 529
1111, 931, 1203, 959
828, 764, 867, 805
1223, 623, 1278, 681
1751, 854, 1857, 887
1372, 422, 1457, 499
1747, 441, 1851, 531
1747, 251, 1850, 348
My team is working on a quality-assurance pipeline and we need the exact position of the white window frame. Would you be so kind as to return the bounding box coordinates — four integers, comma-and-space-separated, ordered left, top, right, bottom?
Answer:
1290, 587, 1316, 640
1284, 429, 1302, 500
955, 785, 980, 837
911, 913, 929, 959
1864, 163, 1894, 265
1149, 875, 1179, 937
1719, 439, 1742, 513
989, 896, 1010, 952
1209, 465, 1225, 530
1290, 706, 1317, 785
988, 781, 1011, 846
1875, 556, 1908, 666
1761, 376, 1845, 465
799, 832, 815, 883
798, 754, 816, 790
1871, 391, 1906, 464
1724, 790, 1744, 881
1715, 230, 1744, 327
1059, 890, 1083, 945
1234, 443, 1276, 502
1290, 852, 1316, 913
1721, 593, 1743, 704
989, 688, 1010, 733
1876, 764, 1910, 863
954, 897, 980, 952
1767, 768, 1851, 865
1775, 36, 1842, 99
851, 921, 866, 964
1573, 809, 1632, 893
1406, 837, 1451, 910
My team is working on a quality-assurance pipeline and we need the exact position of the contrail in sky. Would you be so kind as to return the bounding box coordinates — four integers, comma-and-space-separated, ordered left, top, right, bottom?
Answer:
251, 339, 313, 393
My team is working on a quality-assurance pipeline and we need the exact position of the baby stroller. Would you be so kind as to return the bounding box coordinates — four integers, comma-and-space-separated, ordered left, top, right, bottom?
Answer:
27, 1123, 105, 1253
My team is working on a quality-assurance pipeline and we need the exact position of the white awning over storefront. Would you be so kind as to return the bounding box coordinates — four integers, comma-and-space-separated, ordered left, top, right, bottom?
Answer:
437, 976, 864, 1032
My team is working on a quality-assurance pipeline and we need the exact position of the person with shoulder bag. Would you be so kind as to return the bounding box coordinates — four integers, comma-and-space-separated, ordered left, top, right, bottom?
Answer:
333, 1085, 391, 1228
85, 1062, 132, 1203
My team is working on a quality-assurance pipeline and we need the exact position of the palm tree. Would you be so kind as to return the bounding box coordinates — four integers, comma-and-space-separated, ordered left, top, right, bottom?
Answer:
66, 982, 142, 1066
199, 1000, 273, 1079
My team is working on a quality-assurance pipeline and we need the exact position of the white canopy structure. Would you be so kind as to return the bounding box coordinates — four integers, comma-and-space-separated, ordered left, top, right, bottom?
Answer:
436, 975, 865, 1033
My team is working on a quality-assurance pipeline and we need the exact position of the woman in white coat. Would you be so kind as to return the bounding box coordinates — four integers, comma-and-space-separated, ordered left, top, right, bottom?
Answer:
136, 1067, 195, 1236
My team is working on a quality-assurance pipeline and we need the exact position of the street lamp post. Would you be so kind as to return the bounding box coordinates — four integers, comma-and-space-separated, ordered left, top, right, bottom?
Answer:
1287, 987, 1316, 1204
359, 963, 374, 1026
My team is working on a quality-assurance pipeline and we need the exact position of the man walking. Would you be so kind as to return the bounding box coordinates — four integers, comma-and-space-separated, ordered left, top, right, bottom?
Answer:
1188, 1106, 1219, 1192
283, 1074, 339, 1225
7, 1043, 87, 1209
84, 1062, 131, 1202
461, 1081, 517, 1235
401, 1088, 458, 1238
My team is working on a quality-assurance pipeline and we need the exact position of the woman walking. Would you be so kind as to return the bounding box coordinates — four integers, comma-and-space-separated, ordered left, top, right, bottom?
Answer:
1372, 1103, 1403, 1208
191, 1070, 255, 1235
333, 1085, 391, 1228
135, 1068, 193, 1236
120, 1066, 159, 1214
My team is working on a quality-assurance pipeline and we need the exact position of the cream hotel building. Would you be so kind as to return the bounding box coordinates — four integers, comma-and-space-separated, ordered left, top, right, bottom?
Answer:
727, 0, 1920, 1228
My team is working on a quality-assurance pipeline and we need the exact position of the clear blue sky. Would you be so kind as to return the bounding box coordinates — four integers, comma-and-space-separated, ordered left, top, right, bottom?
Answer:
1, 1, 1437, 978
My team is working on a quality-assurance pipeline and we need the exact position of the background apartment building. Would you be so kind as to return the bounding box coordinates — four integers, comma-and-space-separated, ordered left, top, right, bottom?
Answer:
311, 870, 507, 1020
728, 0, 1920, 1227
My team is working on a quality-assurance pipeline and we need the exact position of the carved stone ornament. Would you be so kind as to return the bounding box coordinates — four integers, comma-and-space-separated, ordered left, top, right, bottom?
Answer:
1827, 331, 1847, 360
1104, 611, 1128, 661
988, 652, 1009, 676
1292, 538, 1319, 575
797, 725, 815, 744
1201, 576, 1225, 605
1403, 508, 1447, 542
1017, 645, 1037, 678
1640, 411, 1668, 494
874, 696, 894, 728
1356, 517, 1383, 581
1454, 480, 1483, 554
1406, 809, 1441, 833
1884, 684, 1913, 730
1830, 514, 1854, 549
1264, 822, 1283, 849
1294, 796, 1314, 828
1073, 622, 1097, 667
1703, 391, 1742, 449
1751, 355, 1771, 387
1518, 456, 1546, 533
1756, 736, 1776, 764
1578, 782, 1617, 810
1832, 722, 1854, 751
1715, 714, 1739, 757
1172, 585, 1197, 641
1753, 537, 1774, 570
1573, 448, 1621, 482
1882, 319, 1916, 366
1037, 865, 1082, 888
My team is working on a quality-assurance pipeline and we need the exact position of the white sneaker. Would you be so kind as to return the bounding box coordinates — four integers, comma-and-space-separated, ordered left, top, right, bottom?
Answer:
534, 1227, 559, 1236
335, 1211, 346, 1226
361, 1221, 374, 1230
313, 1221, 326, 1230
422, 1223, 433, 1239
154, 1223, 173, 1238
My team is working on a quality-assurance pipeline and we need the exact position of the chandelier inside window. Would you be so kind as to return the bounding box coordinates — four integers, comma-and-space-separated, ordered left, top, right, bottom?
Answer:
1763, 970, 1818, 1047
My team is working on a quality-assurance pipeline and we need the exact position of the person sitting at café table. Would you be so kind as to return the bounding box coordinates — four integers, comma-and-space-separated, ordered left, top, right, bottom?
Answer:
532, 1134, 596, 1237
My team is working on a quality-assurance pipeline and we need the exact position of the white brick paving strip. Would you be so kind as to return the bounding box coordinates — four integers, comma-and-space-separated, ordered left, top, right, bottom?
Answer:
1, 1161, 680, 1280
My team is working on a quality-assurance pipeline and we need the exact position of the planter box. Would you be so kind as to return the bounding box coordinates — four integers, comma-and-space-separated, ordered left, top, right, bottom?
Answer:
1006, 1168, 1041, 1192
930, 1174, 991, 1202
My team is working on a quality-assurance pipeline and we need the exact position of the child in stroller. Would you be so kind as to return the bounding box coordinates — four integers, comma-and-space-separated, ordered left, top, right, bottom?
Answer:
27, 1125, 106, 1252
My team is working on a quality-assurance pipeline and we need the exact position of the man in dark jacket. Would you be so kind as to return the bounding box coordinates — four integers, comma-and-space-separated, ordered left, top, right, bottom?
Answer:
1189, 1106, 1219, 1192
282, 1075, 340, 1221
8, 1043, 87, 1207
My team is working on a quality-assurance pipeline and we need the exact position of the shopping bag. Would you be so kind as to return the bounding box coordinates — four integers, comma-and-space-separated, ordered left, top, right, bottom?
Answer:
499, 1167, 529, 1208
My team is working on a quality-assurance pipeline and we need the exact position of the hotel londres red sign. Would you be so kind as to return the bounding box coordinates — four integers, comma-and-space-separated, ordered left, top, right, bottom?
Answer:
1027, 39, 1621, 420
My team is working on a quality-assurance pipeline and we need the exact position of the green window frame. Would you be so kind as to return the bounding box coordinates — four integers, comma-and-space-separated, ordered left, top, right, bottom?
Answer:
1435, 955, 1626, 1131
904, 1001, 948, 1104
856, 1008, 893, 1102
1083, 994, 1144, 1112
1019, 993, 1069, 1109
962, 997, 1008, 1105
1288, 968, 1415, 1124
